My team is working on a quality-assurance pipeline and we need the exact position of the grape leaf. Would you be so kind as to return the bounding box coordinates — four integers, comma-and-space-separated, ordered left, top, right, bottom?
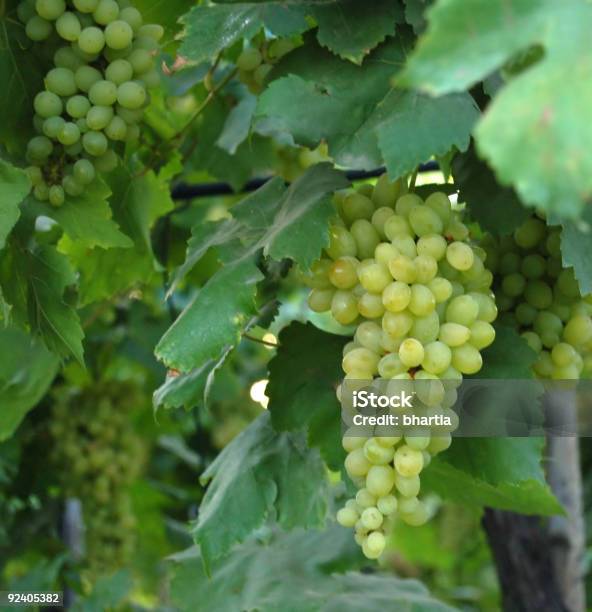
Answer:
453, 146, 530, 235
30, 179, 132, 249
0, 326, 59, 441
257, 37, 476, 173
476, 325, 538, 380
0, 159, 30, 250
216, 92, 257, 154
71, 570, 133, 612
191, 411, 328, 572
156, 256, 264, 372
310, 0, 403, 65
153, 349, 231, 411
178, 3, 309, 65
424, 438, 562, 516
171, 525, 456, 612
559, 207, 592, 296
0, 12, 44, 153
267, 322, 346, 470
62, 168, 173, 305
377, 90, 478, 180
399, 0, 592, 219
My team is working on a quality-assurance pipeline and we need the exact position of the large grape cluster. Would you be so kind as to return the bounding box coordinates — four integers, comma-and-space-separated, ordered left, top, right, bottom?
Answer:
235, 37, 295, 94
482, 216, 592, 379
18, 0, 163, 206
50, 384, 145, 578
303, 174, 498, 559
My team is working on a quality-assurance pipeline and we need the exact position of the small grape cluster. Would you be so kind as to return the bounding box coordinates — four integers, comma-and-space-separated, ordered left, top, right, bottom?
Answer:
18, 0, 163, 205
50, 384, 145, 578
303, 174, 498, 559
482, 216, 592, 379
235, 37, 295, 93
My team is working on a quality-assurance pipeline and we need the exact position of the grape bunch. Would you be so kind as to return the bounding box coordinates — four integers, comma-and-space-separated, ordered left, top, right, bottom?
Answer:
235, 37, 295, 93
303, 174, 498, 559
18, 0, 163, 206
482, 216, 592, 379
50, 383, 145, 579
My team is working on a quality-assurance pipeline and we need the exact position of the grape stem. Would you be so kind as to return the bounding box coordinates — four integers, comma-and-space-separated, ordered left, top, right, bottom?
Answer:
408, 169, 418, 193
242, 333, 278, 348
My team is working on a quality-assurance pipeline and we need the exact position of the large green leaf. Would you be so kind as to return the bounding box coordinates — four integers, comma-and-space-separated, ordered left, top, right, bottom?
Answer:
257, 37, 476, 173
0, 159, 30, 250
0, 326, 59, 441
0, 10, 44, 153
30, 179, 132, 249
453, 147, 529, 235
559, 207, 592, 296
267, 322, 346, 470
377, 90, 478, 179
399, 0, 592, 219
62, 168, 173, 305
171, 524, 456, 611
424, 438, 562, 516
191, 412, 328, 572
178, 3, 309, 65
311, 0, 403, 65
156, 256, 263, 372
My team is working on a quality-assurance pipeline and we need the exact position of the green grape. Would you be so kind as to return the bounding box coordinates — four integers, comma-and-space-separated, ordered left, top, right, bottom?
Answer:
363, 439, 394, 465
336, 507, 359, 528
382, 281, 411, 313
54, 46, 84, 70
408, 205, 444, 236
342, 192, 374, 225
62, 174, 84, 196
73, 158, 95, 184
469, 321, 496, 349
388, 254, 417, 284
383, 311, 413, 338
17, 1, 36, 23
82, 130, 108, 156
78, 26, 105, 53
93, 149, 118, 172
398, 338, 424, 367
237, 47, 262, 71
514, 217, 546, 249
357, 260, 391, 294
414, 255, 438, 283
365, 465, 396, 497
355, 321, 383, 353
374, 242, 398, 266
331, 290, 358, 325
64, 141, 83, 156
138, 23, 163, 41
524, 280, 553, 309
74, 65, 102, 92
119, 6, 142, 30
89, 80, 118, 105
446, 241, 474, 271
451, 344, 483, 374
439, 322, 470, 347
345, 449, 371, 478
48, 184, 65, 206
428, 277, 452, 303
358, 292, 384, 319
45, 68, 77, 97
329, 257, 359, 290
73, 0, 98, 11
86, 105, 113, 129
105, 20, 133, 49
371, 206, 395, 238
34, 91, 63, 117
422, 341, 452, 374
350, 219, 380, 259
25, 166, 43, 185
103, 61, 130, 88
34, 182, 49, 200
57, 122, 81, 145
66, 95, 90, 118
408, 284, 436, 316
392, 234, 417, 258
394, 445, 424, 477
342, 348, 379, 376
93, 0, 119, 24
116, 81, 146, 109
36, 0, 65, 20
27, 135, 53, 160
56, 11, 81, 41
105, 116, 127, 140
307, 288, 333, 312
139, 68, 159, 89
26, 16, 52, 40
425, 192, 451, 223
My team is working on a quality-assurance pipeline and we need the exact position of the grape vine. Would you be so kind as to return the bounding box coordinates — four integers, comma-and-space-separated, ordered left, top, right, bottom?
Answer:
19, 0, 163, 205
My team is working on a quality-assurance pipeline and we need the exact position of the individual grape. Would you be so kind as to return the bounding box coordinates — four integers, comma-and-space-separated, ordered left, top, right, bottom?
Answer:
34, 182, 49, 200
34, 91, 63, 118
93, 0, 119, 24
86, 105, 114, 129
73, 0, 98, 11
363, 531, 386, 559
78, 26, 105, 54
105, 116, 127, 140
105, 20, 133, 49
66, 95, 90, 118
49, 184, 65, 206
329, 257, 358, 289
451, 344, 483, 374
366, 465, 396, 497
336, 507, 359, 528
398, 338, 424, 368
116, 81, 146, 109
382, 282, 411, 312
119, 6, 142, 30
93, 149, 118, 172
17, 1, 36, 23
374, 242, 398, 266
446, 295, 479, 326
358, 260, 391, 294
73, 158, 95, 184
27, 135, 53, 160
82, 130, 108, 156
74, 65, 102, 92
57, 122, 81, 145
360, 507, 383, 530
36, 0, 65, 20
422, 341, 452, 374
331, 290, 358, 325
469, 321, 496, 350
383, 311, 413, 338
345, 449, 371, 478
116, 105, 143, 124
409, 205, 444, 236
26, 15, 53, 40
138, 23, 163, 40
89, 80, 118, 105
394, 445, 424, 477
105, 59, 134, 84
363, 438, 395, 465
350, 219, 380, 259
408, 284, 436, 316
446, 241, 474, 271
45, 67, 77, 96
62, 174, 84, 196
56, 12, 81, 41
389, 254, 417, 284
237, 47, 262, 71
376, 495, 397, 515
